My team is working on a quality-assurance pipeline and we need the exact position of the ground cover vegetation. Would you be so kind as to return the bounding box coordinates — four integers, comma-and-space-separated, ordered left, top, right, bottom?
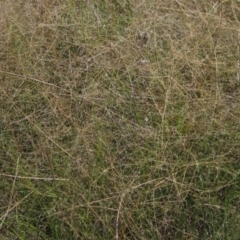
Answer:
0, 0, 240, 239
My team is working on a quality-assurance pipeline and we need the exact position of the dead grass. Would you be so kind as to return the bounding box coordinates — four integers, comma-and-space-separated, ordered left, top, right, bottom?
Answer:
0, 0, 240, 239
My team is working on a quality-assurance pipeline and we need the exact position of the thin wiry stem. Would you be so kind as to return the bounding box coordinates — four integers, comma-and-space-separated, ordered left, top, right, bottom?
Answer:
0, 173, 69, 181
115, 193, 125, 240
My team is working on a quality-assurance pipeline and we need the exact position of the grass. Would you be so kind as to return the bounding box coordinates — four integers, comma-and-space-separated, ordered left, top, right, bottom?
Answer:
0, 0, 240, 239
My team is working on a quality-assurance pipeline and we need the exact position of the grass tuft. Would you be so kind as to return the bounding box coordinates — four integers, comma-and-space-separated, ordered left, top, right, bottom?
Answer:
1, 0, 240, 239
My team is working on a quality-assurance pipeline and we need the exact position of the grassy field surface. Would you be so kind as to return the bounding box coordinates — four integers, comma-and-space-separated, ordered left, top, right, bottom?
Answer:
0, 0, 240, 239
